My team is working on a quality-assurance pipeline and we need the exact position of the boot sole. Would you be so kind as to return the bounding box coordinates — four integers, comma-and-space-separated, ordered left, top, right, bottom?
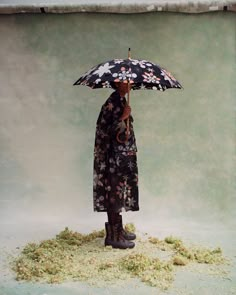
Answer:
105, 239, 135, 249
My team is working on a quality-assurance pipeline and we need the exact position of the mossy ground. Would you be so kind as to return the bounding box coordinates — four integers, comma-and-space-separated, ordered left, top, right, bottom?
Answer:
11, 225, 230, 291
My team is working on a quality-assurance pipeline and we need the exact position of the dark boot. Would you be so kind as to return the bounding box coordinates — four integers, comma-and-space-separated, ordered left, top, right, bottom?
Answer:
104, 222, 135, 249
117, 215, 136, 241
104, 222, 113, 245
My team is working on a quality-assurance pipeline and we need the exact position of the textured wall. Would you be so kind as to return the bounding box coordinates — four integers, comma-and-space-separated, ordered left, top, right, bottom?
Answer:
0, 12, 235, 231
1, 0, 236, 14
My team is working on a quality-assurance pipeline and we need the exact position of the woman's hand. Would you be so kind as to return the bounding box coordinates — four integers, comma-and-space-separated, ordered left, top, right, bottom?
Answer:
120, 105, 131, 121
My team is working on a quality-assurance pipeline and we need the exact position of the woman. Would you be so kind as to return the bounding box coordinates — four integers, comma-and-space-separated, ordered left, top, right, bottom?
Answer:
93, 82, 139, 249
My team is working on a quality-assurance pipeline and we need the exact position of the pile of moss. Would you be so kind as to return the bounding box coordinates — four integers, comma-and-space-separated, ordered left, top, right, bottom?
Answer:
11, 225, 228, 290
13, 227, 105, 283
120, 253, 174, 290
148, 235, 225, 265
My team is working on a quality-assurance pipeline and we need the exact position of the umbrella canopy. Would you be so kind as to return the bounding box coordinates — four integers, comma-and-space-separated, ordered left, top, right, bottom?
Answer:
73, 50, 182, 143
73, 58, 182, 91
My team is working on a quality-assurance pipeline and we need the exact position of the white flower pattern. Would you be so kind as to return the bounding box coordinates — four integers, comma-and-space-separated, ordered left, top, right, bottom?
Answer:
93, 91, 139, 212
75, 59, 181, 90
93, 62, 115, 77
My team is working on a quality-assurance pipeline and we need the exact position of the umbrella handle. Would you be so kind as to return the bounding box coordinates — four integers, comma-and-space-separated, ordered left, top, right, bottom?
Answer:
116, 62, 131, 143
116, 122, 130, 143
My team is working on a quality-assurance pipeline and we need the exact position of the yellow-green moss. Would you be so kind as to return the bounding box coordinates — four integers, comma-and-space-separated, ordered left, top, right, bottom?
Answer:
172, 255, 188, 266
11, 225, 228, 291
149, 235, 225, 265
120, 253, 174, 290
165, 235, 182, 245
120, 253, 152, 274
56, 227, 105, 246
124, 223, 136, 233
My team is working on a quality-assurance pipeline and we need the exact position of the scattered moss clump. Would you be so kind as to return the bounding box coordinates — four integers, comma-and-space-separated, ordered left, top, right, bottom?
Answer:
11, 225, 228, 291
165, 235, 182, 246
120, 253, 174, 290
56, 227, 105, 246
148, 237, 169, 251
13, 227, 105, 282
120, 253, 152, 274
149, 235, 226, 265
148, 237, 160, 244
124, 223, 136, 233
191, 246, 224, 264
172, 255, 188, 266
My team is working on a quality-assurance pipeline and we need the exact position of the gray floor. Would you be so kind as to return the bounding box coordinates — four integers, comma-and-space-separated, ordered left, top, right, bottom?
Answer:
1, 216, 236, 295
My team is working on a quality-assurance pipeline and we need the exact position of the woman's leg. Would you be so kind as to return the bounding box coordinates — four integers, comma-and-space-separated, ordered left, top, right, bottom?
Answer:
105, 209, 135, 249
107, 210, 120, 225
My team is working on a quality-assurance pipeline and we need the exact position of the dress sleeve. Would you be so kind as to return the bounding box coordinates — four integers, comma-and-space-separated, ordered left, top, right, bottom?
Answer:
94, 97, 115, 158
110, 100, 137, 153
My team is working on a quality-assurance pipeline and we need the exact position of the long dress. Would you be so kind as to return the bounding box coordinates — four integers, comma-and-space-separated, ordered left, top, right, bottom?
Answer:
93, 90, 139, 213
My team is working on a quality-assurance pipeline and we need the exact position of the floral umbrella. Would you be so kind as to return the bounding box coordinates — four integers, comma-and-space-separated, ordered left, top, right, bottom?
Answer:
73, 49, 182, 142
73, 57, 182, 91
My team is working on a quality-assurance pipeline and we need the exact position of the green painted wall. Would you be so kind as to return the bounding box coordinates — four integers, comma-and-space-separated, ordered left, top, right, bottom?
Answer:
0, 12, 235, 228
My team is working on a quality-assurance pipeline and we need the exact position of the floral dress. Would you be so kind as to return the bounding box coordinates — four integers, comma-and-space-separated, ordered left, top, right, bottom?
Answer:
93, 90, 139, 213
